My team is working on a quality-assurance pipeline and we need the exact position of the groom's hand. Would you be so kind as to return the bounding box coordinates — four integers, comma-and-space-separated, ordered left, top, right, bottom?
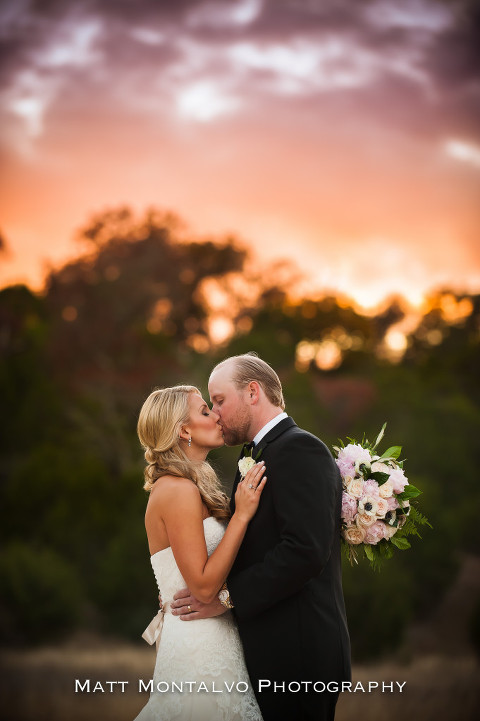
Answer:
171, 587, 226, 621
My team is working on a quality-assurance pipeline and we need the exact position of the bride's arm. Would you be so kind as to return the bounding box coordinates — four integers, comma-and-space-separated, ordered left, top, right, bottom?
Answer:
156, 468, 266, 604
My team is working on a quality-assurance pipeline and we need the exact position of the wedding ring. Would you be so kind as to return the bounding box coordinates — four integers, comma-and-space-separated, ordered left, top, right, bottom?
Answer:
187, 605, 192, 612
248, 484, 254, 489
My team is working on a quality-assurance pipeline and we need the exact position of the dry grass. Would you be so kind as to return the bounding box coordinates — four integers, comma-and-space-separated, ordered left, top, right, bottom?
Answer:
336, 655, 480, 721
0, 635, 156, 721
1, 638, 479, 721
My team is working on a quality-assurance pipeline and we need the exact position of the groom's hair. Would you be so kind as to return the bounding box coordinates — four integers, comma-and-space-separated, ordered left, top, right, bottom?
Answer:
213, 352, 285, 410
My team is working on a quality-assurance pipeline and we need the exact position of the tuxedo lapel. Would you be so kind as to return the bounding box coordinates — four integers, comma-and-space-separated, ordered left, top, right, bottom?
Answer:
230, 417, 296, 514
252, 416, 296, 457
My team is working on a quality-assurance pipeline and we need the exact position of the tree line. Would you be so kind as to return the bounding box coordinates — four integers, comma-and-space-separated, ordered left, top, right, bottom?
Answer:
1, 207, 479, 660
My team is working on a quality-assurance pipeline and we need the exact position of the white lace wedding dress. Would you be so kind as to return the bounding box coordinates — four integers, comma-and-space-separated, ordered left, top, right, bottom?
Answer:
134, 517, 262, 721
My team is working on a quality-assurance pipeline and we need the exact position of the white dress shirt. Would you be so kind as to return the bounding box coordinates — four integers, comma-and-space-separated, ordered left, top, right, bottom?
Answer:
252, 412, 288, 446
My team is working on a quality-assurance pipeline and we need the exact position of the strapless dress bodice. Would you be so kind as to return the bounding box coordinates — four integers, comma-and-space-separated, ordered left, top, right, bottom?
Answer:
150, 516, 227, 605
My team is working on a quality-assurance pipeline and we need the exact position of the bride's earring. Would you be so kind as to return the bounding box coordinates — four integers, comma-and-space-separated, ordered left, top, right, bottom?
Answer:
188, 437, 192, 447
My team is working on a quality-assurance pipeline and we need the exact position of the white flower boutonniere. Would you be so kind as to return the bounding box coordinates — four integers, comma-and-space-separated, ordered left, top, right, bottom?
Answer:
238, 456, 256, 479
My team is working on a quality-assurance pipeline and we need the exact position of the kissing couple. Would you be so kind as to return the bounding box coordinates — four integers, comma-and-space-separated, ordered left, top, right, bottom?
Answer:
134, 352, 351, 721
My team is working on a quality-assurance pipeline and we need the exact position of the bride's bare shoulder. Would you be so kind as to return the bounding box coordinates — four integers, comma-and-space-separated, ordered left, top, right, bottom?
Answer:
148, 475, 201, 507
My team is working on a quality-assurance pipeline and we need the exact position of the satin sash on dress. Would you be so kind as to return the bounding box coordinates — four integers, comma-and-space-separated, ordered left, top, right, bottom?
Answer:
142, 603, 170, 648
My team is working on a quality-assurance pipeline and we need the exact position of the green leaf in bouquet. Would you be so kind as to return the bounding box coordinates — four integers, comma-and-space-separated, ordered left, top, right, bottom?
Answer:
370, 471, 390, 486
364, 544, 375, 562
372, 423, 387, 451
367, 545, 385, 571
380, 541, 394, 559
398, 518, 421, 539
359, 463, 371, 480
390, 535, 411, 550
341, 540, 359, 566
408, 506, 433, 529
379, 445, 402, 460
396, 484, 422, 501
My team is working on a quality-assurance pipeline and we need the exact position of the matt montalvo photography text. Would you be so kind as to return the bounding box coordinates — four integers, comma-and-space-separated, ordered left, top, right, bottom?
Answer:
74, 679, 407, 694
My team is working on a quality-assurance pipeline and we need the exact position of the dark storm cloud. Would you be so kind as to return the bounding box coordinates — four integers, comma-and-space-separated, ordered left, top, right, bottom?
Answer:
422, 0, 480, 87
421, 1, 480, 135
0, 0, 478, 142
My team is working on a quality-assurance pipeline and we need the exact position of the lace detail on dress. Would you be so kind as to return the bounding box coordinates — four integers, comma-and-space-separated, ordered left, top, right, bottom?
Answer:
134, 518, 262, 721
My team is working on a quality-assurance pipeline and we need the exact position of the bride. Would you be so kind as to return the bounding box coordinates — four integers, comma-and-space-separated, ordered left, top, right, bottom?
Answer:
134, 385, 266, 721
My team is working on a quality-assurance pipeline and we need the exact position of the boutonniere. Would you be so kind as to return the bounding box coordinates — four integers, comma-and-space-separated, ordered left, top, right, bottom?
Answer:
238, 445, 263, 479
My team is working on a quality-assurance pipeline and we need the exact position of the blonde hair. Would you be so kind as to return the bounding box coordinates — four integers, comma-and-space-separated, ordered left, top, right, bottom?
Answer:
213, 353, 285, 410
137, 385, 230, 520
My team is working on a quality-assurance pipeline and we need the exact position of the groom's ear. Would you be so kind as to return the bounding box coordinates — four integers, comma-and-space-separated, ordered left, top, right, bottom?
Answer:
247, 381, 261, 404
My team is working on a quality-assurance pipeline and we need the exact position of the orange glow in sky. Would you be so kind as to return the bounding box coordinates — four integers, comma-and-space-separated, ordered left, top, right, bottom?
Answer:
1, 0, 479, 310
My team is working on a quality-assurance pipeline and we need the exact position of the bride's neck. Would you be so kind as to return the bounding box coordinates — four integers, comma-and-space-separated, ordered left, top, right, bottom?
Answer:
184, 447, 208, 463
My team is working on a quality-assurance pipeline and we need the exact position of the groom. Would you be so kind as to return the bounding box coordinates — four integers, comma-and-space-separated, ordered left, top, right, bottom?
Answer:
171, 352, 351, 720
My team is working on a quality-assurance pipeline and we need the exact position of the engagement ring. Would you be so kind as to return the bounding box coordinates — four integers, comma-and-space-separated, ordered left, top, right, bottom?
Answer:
187, 605, 192, 612
249, 484, 254, 489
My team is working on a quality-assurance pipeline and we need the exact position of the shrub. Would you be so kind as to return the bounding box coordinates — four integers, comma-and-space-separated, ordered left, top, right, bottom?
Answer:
0, 542, 83, 645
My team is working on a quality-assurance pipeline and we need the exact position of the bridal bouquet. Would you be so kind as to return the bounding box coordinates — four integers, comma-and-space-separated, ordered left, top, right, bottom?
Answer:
333, 424, 430, 569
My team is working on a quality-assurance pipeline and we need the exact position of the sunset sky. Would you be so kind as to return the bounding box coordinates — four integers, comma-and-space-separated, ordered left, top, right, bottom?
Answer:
1, 0, 479, 308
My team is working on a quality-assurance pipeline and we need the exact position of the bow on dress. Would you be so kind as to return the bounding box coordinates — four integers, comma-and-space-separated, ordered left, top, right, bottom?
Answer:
142, 603, 169, 649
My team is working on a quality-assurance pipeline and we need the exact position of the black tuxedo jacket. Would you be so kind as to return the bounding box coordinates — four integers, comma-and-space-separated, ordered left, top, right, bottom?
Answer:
228, 417, 351, 721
